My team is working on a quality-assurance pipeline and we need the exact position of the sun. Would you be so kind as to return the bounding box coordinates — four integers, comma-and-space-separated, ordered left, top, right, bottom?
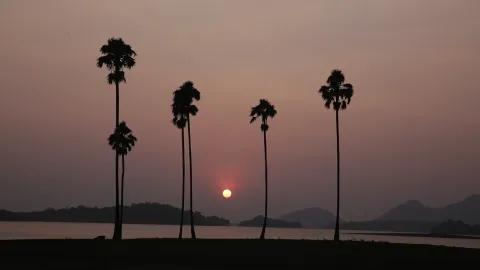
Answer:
222, 189, 232, 199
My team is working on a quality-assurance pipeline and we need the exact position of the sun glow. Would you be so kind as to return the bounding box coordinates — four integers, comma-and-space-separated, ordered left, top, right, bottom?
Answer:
222, 189, 232, 199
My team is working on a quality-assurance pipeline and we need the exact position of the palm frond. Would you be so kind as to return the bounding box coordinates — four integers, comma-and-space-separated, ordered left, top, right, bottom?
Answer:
108, 121, 137, 155
318, 69, 354, 111
97, 37, 136, 84
171, 81, 201, 128
107, 71, 126, 84
250, 99, 277, 130
122, 55, 136, 69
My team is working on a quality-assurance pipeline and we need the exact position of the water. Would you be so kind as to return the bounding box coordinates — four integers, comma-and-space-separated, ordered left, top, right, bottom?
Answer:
1, 221, 479, 249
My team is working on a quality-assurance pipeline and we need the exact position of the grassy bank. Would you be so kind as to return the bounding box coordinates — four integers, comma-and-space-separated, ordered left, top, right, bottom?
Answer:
1, 239, 479, 269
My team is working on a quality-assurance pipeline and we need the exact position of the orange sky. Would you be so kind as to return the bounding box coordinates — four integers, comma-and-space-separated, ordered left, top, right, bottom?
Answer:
1, 0, 479, 221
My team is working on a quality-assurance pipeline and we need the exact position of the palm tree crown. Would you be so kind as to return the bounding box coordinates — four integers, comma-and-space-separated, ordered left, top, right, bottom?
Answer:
318, 70, 353, 111
97, 38, 136, 84
250, 99, 277, 131
172, 81, 200, 125
108, 121, 137, 155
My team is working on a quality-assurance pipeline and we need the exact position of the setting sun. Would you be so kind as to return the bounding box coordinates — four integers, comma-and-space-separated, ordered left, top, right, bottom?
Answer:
222, 189, 232, 199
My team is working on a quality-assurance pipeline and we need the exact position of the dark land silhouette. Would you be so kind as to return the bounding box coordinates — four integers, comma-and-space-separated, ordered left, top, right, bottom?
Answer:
1, 239, 479, 269
278, 207, 339, 228
340, 195, 480, 233
2, 195, 478, 232
430, 220, 480, 236
0, 203, 229, 226
377, 194, 480, 224
264, 195, 480, 232
279, 209, 435, 231
238, 215, 302, 228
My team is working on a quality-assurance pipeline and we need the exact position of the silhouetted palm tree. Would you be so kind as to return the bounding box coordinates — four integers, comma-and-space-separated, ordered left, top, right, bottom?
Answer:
318, 69, 353, 241
250, 99, 277, 239
172, 81, 200, 239
97, 37, 136, 240
172, 91, 188, 239
108, 122, 137, 231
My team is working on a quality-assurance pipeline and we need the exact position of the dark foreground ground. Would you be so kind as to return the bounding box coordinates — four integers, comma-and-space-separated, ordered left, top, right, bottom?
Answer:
1, 239, 480, 269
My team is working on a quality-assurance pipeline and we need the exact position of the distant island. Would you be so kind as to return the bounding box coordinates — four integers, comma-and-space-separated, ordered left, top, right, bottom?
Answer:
376, 195, 480, 224
0, 202, 230, 226
340, 195, 480, 233
430, 220, 480, 236
278, 207, 338, 228
273, 195, 480, 233
238, 215, 302, 228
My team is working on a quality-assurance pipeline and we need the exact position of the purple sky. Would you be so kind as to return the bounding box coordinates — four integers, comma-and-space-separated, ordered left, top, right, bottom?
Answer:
1, 0, 479, 221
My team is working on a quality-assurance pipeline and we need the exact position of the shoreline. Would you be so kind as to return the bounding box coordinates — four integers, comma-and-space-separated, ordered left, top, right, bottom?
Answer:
347, 231, 480, 240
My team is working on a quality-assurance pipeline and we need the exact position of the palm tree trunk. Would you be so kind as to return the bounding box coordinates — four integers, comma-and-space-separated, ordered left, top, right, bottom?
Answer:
334, 109, 340, 241
113, 152, 121, 240
120, 154, 125, 234
178, 128, 186, 239
115, 81, 119, 126
187, 116, 196, 239
260, 128, 268, 240
112, 81, 121, 240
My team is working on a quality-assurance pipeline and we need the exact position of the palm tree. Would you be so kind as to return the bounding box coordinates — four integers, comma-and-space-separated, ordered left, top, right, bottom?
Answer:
250, 99, 277, 239
171, 90, 188, 239
97, 37, 136, 240
318, 69, 354, 241
108, 122, 137, 232
172, 81, 200, 239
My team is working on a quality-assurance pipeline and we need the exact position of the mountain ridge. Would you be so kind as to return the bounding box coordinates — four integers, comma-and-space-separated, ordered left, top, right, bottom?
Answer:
377, 195, 480, 224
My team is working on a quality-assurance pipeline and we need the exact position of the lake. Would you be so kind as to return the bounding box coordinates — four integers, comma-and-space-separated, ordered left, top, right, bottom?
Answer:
1, 221, 479, 249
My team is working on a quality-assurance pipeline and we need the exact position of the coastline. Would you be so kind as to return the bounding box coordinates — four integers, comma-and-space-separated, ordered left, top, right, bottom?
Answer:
347, 232, 480, 240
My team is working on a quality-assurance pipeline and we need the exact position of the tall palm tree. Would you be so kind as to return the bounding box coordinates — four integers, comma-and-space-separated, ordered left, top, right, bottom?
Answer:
318, 69, 353, 241
108, 122, 137, 231
97, 37, 136, 240
171, 90, 188, 239
250, 99, 277, 240
173, 81, 200, 239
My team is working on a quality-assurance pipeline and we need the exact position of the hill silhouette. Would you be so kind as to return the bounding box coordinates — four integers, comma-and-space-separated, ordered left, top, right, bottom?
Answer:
340, 195, 480, 233
0, 203, 229, 226
278, 207, 338, 228
377, 195, 480, 224
430, 220, 480, 236
238, 215, 302, 228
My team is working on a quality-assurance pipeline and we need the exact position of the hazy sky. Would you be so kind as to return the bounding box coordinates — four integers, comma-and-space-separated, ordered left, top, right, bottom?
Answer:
1, 0, 479, 221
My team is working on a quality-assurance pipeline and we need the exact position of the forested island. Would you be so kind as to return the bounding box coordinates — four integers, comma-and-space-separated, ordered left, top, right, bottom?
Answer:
0, 203, 230, 226
238, 215, 302, 228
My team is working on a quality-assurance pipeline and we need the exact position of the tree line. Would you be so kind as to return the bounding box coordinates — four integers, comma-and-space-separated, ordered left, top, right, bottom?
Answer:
97, 37, 354, 241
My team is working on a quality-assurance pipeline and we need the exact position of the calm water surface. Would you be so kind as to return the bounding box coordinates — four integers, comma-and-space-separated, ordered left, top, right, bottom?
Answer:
1, 222, 479, 249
